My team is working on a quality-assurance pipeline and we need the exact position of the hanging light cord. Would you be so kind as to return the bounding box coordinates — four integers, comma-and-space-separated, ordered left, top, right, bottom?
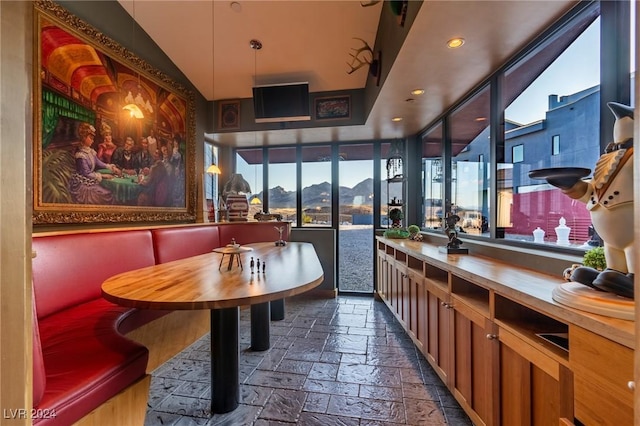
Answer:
132, 1, 140, 90
250, 40, 262, 205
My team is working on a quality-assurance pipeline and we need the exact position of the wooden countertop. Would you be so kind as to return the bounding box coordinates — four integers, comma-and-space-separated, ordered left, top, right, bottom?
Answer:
377, 237, 635, 349
102, 242, 323, 310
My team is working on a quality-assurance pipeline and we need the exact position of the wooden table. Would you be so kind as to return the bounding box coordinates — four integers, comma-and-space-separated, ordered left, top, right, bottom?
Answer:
101, 242, 324, 414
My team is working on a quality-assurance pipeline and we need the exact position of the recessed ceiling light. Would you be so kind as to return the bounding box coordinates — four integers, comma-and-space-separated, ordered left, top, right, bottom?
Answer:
447, 38, 465, 49
475, 117, 487, 122
230, 2, 242, 12
391, 117, 403, 122
410, 89, 425, 96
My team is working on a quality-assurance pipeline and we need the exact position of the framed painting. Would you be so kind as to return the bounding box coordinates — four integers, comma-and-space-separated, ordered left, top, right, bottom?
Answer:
33, 1, 196, 225
315, 96, 351, 120
218, 100, 240, 130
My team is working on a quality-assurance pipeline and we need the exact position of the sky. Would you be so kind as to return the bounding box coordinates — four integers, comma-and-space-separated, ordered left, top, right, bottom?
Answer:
506, 19, 600, 125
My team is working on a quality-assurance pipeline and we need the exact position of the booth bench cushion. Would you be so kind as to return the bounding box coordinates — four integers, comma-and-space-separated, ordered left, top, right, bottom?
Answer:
31, 222, 292, 425
31, 230, 156, 425
34, 299, 148, 426
217, 222, 290, 247
32, 230, 156, 320
152, 226, 221, 263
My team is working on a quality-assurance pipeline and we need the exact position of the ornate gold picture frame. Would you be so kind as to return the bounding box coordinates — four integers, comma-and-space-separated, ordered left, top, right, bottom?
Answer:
33, 0, 196, 225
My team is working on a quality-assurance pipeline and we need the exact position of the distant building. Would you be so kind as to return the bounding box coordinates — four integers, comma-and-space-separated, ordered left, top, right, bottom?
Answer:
455, 86, 602, 242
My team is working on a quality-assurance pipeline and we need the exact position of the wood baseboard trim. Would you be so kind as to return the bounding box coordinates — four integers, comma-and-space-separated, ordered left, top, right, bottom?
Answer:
126, 310, 210, 372
73, 374, 151, 426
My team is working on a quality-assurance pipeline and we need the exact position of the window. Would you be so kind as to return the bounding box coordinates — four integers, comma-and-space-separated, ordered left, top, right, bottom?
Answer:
302, 145, 332, 226
421, 122, 443, 230
204, 142, 219, 219
450, 85, 491, 236
552, 135, 560, 155
501, 3, 600, 245
235, 148, 263, 219
268, 147, 297, 224
512, 145, 524, 163
381, 140, 405, 228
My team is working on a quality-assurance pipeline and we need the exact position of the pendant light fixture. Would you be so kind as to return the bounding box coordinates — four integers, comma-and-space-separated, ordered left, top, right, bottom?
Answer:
206, 164, 221, 175
249, 39, 262, 206
206, 1, 221, 176
122, 0, 144, 119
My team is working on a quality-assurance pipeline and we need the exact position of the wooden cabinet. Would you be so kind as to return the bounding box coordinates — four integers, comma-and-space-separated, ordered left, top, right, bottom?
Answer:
450, 276, 497, 425
374, 237, 634, 426
376, 247, 388, 298
425, 279, 451, 384
406, 267, 424, 349
497, 329, 573, 426
570, 325, 634, 426
494, 295, 573, 426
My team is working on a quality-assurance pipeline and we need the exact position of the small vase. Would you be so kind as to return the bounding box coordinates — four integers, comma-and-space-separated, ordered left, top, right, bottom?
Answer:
555, 217, 571, 246
532, 227, 545, 243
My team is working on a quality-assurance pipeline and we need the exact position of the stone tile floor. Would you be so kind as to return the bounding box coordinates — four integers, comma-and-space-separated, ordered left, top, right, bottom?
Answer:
145, 294, 473, 425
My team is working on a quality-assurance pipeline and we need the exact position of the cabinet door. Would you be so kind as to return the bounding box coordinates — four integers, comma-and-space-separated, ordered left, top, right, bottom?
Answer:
452, 302, 497, 426
406, 269, 421, 341
415, 273, 428, 350
570, 325, 633, 426
499, 328, 573, 426
400, 267, 410, 326
376, 252, 389, 300
426, 283, 451, 385
392, 262, 407, 319
389, 260, 398, 313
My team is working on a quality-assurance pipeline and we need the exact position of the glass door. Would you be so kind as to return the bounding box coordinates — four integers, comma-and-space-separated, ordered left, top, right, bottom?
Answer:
338, 143, 374, 293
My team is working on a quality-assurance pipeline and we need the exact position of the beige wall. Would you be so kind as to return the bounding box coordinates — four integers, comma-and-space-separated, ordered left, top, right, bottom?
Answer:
0, 2, 33, 424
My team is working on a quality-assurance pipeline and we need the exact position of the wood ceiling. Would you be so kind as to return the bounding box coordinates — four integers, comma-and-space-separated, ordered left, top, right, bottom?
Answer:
118, 0, 577, 147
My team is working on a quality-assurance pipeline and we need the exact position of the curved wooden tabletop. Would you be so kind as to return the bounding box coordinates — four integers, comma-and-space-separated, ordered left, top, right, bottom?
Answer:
102, 242, 324, 310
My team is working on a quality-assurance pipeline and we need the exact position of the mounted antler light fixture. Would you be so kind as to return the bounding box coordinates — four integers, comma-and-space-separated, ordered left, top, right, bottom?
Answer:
346, 37, 381, 85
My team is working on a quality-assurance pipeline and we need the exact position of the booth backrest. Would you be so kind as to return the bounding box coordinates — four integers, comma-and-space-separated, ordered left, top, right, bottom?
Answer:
152, 226, 221, 263
217, 222, 290, 247
32, 293, 46, 408
32, 230, 156, 320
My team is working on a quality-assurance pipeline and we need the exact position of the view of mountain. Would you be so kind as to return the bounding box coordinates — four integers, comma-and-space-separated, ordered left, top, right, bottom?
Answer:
255, 178, 403, 209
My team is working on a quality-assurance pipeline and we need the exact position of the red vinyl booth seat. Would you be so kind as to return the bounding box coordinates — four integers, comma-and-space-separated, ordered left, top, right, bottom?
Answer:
217, 222, 290, 247
31, 222, 292, 425
152, 225, 221, 263
33, 300, 148, 426
31, 230, 156, 426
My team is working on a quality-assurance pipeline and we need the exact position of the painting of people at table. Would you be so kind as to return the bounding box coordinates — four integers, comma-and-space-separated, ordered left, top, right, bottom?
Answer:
34, 5, 192, 223
68, 123, 118, 205
96, 123, 116, 163
40, 116, 187, 209
111, 136, 137, 175
135, 137, 154, 172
